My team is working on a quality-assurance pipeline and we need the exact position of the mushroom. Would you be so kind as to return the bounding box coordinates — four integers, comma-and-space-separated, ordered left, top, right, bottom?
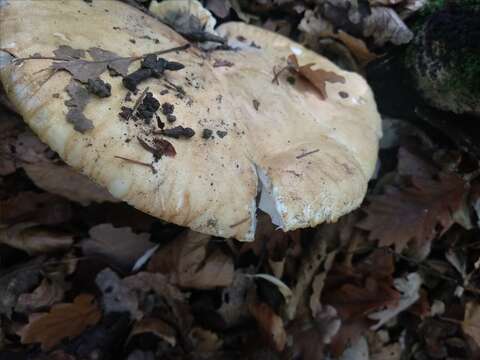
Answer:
0, 0, 381, 241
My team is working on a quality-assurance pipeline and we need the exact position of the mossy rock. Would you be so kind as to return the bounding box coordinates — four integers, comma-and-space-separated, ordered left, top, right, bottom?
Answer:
406, 2, 480, 117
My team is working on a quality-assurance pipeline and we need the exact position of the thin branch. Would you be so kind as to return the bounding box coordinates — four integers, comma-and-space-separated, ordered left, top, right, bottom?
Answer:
115, 155, 157, 174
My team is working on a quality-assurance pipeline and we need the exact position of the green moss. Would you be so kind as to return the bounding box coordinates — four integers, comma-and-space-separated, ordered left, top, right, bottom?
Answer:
420, 0, 480, 17
446, 53, 480, 96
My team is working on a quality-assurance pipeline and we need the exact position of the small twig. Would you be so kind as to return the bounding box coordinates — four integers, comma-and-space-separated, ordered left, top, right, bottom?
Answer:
230, 217, 250, 228
115, 155, 157, 174
272, 64, 289, 85
127, 87, 149, 121
12, 44, 190, 64
163, 79, 186, 96
296, 149, 320, 159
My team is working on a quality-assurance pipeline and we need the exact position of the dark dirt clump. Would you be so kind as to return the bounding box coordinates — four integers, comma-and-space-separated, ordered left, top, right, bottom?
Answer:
137, 92, 160, 124
202, 128, 213, 139
158, 126, 195, 139
86, 78, 111, 98
162, 102, 174, 115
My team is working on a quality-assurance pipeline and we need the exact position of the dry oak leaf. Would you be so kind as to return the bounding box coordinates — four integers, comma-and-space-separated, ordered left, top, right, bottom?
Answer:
462, 302, 480, 347
358, 173, 468, 252
19, 294, 101, 350
287, 54, 346, 100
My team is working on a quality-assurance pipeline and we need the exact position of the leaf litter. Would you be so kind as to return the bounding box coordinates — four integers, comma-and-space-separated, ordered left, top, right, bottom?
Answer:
3, 0, 480, 359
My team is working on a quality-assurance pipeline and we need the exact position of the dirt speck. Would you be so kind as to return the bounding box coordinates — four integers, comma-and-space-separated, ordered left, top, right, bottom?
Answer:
217, 130, 227, 138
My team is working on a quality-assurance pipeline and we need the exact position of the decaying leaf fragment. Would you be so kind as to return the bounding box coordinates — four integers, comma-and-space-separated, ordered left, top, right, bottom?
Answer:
19, 294, 101, 350
286, 54, 346, 100
64, 80, 94, 133
0, 0, 381, 241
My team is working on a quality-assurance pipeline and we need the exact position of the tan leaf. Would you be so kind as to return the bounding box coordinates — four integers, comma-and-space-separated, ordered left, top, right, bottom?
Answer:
190, 327, 223, 353
462, 302, 480, 347
288, 54, 346, 100
0, 223, 73, 255
19, 294, 101, 350
130, 318, 177, 346
147, 231, 234, 289
81, 224, 155, 272
249, 302, 286, 352
335, 31, 379, 66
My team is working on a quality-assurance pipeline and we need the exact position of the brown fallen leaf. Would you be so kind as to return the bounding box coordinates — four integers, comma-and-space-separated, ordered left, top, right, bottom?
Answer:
358, 173, 468, 253
0, 191, 72, 225
147, 231, 234, 289
19, 294, 101, 350
287, 54, 345, 100
23, 161, 118, 205
335, 30, 379, 66
462, 302, 480, 347
0, 223, 73, 255
81, 223, 155, 273
249, 301, 287, 352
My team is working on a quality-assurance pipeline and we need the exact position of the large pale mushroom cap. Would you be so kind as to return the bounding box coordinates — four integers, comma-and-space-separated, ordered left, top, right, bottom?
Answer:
0, 0, 381, 241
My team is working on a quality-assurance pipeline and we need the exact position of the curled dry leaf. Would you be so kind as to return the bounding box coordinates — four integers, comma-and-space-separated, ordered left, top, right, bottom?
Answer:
147, 231, 234, 289
95, 268, 141, 320
130, 317, 177, 347
309, 0, 413, 46
149, 0, 224, 43
81, 223, 155, 273
218, 270, 255, 328
0, 260, 42, 317
0, 223, 73, 255
363, 6, 414, 46
15, 278, 65, 314
19, 294, 101, 350
0, 0, 381, 241
298, 10, 378, 67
